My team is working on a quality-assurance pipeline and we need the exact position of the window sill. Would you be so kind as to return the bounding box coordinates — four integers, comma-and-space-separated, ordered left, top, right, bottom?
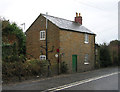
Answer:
40, 39, 46, 40
84, 41, 89, 44
84, 62, 89, 65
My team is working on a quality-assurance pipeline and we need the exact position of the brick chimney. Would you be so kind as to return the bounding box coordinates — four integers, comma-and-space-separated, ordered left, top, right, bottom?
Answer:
75, 12, 82, 25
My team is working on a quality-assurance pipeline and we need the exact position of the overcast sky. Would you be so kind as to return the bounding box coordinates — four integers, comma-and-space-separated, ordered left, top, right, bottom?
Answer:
0, 0, 119, 44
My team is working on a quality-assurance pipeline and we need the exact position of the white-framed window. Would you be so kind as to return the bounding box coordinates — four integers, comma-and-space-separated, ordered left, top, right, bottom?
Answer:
84, 54, 89, 65
84, 34, 89, 43
40, 55, 46, 60
40, 31, 45, 40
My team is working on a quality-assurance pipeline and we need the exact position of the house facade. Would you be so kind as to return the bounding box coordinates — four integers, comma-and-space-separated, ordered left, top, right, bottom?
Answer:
26, 13, 96, 74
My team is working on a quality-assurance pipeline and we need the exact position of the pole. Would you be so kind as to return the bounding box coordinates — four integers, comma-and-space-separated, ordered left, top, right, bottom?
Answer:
46, 13, 48, 60
23, 23, 25, 31
57, 49, 60, 75
46, 12, 49, 77
21, 23, 25, 31
58, 52, 59, 75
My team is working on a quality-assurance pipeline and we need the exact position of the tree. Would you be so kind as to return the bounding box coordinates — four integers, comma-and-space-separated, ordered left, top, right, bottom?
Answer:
108, 40, 120, 66
99, 43, 112, 67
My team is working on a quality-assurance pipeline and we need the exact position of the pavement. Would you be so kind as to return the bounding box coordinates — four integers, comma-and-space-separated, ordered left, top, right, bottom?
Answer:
2, 66, 119, 91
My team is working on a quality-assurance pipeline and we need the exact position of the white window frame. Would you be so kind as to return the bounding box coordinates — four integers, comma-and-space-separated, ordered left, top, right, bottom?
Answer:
40, 31, 46, 40
84, 34, 89, 43
40, 55, 46, 60
84, 54, 89, 65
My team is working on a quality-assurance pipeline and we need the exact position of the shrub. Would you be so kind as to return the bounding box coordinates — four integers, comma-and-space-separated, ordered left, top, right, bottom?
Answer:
2, 59, 48, 82
60, 61, 68, 73
2, 61, 23, 81
23, 59, 48, 76
99, 44, 112, 67
2, 20, 26, 63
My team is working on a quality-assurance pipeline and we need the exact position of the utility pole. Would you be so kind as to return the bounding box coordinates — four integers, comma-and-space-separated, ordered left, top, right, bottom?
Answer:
46, 12, 48, 60
21, 23, 25, 31
57, 57, 59, 75
56, 49, 60, 75
46, 12, 49, 77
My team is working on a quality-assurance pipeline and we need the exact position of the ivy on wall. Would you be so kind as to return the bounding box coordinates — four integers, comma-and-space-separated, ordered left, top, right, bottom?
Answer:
2, 20, 26, 62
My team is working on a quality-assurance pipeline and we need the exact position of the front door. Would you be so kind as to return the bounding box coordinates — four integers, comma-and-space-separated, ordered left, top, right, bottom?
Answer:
72, 55, 77, 72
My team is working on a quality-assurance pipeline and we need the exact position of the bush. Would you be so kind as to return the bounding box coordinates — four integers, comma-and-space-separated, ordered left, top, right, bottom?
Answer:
2, 61, 23, 81
23, 59, 48, 76
99, 44, 112, 67
2, 20, 26, 63
2, 42, 26, 62
2, 59, 48, 82
60, 61, 68, 73
95, 61, 100, 69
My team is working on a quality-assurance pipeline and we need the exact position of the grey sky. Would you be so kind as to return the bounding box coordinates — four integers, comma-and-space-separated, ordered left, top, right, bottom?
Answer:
0, 0, 119, 44
118, 1, 120, 41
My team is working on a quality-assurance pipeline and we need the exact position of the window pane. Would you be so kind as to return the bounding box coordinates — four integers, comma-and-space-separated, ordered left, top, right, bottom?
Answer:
85, 54, 88, 62
43, 32, 45, 38
40, 55, 46, 60
40, 31, 45, 40
86, 35, 88, 42
85, 34, 89, 43
86, 34, 87, 41
40, 31, 43, 39
84, 54, 89, 64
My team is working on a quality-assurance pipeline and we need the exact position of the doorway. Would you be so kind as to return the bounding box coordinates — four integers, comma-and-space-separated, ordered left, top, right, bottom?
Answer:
72, 55, 77, 72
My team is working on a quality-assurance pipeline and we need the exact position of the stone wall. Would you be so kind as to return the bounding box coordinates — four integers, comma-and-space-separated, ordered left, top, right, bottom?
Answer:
59, 30, 95, 73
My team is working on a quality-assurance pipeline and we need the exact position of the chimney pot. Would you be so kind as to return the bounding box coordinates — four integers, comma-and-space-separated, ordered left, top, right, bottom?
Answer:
75, 13, 82, 25
76, 12, 78, 17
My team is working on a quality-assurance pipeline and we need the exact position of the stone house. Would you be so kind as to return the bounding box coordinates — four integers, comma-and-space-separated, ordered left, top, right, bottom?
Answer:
26, 13, 96, 74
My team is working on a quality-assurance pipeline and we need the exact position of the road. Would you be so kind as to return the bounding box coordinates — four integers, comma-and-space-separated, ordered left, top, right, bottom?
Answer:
65, 73, 118, 90
2, 67, 119, 92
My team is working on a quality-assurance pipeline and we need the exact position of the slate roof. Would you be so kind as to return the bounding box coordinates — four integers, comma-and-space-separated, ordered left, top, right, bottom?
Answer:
42, 14, 95, 35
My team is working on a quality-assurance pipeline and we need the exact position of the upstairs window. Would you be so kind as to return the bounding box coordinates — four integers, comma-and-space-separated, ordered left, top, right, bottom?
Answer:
84, 54, 89, 65
40, 55, 46, 60
40, 31, 45, 40
85, 34, 89, 43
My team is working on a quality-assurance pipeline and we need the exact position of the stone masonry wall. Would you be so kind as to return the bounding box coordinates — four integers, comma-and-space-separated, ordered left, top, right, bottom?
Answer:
26, 15, 60, 75
26, 14, 95, 74
59, 30, 95, 73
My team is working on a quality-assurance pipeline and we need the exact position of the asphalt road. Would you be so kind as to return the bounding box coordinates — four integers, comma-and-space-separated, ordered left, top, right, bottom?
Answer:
2, 67, 119, 91
65, 73, 118, 90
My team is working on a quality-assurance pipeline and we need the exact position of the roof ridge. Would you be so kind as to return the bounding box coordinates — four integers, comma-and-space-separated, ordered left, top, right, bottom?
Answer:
41, 13, 74, 22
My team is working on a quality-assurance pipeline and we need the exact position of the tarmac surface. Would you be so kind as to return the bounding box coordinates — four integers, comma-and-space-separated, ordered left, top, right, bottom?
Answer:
2, 67, 119, 91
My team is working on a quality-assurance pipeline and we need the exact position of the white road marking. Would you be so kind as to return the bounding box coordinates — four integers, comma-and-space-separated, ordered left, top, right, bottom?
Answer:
42, 72, 119, 92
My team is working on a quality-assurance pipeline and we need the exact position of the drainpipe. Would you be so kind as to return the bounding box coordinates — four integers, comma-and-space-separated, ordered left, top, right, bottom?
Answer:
46, 12, 49, 77
46, 12, 48, 60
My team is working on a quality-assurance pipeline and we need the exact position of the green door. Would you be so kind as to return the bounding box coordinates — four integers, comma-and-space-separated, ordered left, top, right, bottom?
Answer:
72, 55, 77, 72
